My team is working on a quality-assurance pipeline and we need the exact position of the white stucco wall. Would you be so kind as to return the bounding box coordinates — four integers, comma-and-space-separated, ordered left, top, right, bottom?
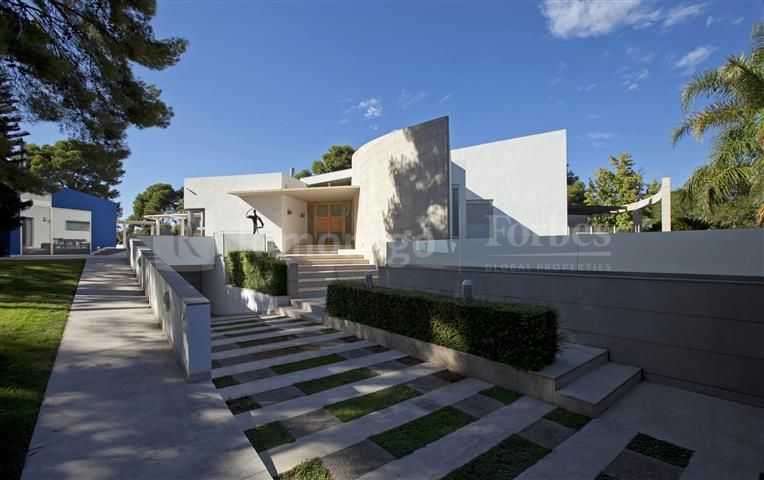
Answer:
184, 173, 303, 252
451, 130, 568, 237
352, 117, 451, 265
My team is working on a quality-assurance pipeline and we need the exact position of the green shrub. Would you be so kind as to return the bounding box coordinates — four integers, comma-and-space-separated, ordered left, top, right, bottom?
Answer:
225, 251, 287, 296
326, 281, 561, 371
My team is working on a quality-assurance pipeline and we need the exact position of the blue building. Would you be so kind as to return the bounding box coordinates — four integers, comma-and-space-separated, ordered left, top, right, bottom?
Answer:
0, 188, 118, 256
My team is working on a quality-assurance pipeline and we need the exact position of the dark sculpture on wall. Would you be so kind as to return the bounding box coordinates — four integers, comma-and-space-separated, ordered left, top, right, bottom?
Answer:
246, 208, 264, 234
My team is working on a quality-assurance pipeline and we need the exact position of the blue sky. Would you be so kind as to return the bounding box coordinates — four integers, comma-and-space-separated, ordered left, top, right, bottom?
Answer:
23, 0, 762, 216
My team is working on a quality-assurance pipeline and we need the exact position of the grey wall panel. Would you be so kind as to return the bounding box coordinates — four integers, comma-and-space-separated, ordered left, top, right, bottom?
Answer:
378, 265, 764, 407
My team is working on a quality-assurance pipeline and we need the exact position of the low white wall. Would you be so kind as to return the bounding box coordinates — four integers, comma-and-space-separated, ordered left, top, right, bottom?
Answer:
215, 284, 289, 315
137, 236, 215, 270
129, 238, 211, 382
387, 229, 764, 277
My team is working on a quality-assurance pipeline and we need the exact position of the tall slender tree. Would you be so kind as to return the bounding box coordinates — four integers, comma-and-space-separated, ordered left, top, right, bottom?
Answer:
672, 22, 764, 225
0, 74, 47, 231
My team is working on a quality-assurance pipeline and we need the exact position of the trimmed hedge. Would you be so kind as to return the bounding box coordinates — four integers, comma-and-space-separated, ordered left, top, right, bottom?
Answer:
326, 281, 561, 371
226, 251, 287, 296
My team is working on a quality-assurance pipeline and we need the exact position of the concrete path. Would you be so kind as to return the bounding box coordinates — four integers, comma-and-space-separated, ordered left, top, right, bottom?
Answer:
21, 255, 271, 480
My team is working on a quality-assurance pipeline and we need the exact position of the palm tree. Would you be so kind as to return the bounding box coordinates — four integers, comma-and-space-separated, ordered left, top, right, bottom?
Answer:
672, 22, 764, 225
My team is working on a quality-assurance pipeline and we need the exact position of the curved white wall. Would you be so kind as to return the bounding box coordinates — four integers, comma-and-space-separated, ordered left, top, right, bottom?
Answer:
352, 117, 451, 264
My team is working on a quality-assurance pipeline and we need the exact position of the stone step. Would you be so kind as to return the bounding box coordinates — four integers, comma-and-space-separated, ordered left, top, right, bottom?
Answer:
278, 305, 323, 323
290, 299, 326, 315
534, 344, 609, 392
288, 257, 371, 265
297, 276, 374, 288
298, 268, 376, 279
299, 264, 377, 273
554, 362, 642, 417
286, 254, 365, 260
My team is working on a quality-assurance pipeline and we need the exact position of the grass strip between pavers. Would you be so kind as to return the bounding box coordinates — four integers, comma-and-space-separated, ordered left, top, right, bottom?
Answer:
226, 396, 261, 415
278, 458, 333, 480
295, 367, 379, 395
480, 386, 522, 405
245, 421, 294, 452
271, 354, 347, 375
626, 433, 694, 468
0, 260, 85, 480
320, 327, 339, 334
442, 434, 551, 480
543, 407, 590, 430
326, 385, 422, 422
212, 375, 239, 388
370, 406, 476, 458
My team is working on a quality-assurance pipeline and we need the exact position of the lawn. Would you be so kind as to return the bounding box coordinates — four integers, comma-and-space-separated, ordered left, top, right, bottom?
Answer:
0, 260, 84, 480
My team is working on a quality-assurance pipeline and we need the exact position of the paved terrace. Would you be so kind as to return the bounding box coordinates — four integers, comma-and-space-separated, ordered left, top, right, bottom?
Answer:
21, 255, 270, 480
22, 254, 764, 479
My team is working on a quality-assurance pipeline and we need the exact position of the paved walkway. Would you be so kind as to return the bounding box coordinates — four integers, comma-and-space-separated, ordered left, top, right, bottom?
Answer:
22, 255, 271, 480
210, 311, 764, 480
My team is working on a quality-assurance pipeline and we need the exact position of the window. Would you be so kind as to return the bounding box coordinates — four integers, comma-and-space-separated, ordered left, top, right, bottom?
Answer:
452, 185, 460, 239
65, 220, 90, 232
466, 200, 493, 239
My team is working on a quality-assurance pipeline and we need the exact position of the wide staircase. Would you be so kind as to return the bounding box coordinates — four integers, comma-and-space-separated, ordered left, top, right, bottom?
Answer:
285, 244, 377, 301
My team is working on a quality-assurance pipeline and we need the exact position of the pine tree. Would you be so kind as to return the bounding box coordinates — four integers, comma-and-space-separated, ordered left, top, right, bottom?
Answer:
0, 74, 47, 231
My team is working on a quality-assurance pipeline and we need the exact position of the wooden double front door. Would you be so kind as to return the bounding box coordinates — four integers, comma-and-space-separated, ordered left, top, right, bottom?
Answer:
308, 201, 352, 245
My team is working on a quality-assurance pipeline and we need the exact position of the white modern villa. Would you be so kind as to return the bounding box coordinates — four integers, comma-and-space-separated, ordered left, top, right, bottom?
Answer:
184, 116, 569, 264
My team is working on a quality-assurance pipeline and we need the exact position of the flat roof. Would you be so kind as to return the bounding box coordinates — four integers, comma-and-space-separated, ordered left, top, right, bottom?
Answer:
228, 185, 359, 201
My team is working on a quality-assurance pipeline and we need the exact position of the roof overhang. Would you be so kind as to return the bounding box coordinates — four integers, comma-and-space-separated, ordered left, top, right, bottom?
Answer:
228, 185, 359, 202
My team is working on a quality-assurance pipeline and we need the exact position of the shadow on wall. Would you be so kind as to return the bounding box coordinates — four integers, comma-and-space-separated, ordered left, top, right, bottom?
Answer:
374, 120, 451, 264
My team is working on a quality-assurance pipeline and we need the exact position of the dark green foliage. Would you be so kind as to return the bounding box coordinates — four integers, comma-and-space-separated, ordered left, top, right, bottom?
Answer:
481, 386, 522, 405
226, 251, 288, 296
279, 458, 333, 480
0, 74, 49, 231
626, 433, 694, 468
295, 367, 378, 395
26, 140, 127, 200
271, 354, 346, 375
0, 260, 84, 479
294, 169, 312, 180
442, 434, 550, 480
212, 376, 239, 388
226, 396, 261, 415
0, 1, 187, 147
326, 385, 422, 422
544, 408, 590, 430
326, 282, 561, 371
370, 406, 475, 458
311, 145, 355, 175
129, 183, 183, 219
245, 422, 294, 452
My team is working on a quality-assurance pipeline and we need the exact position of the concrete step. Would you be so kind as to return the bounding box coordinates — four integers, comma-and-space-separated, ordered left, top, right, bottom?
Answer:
297, 263, 375, 274
288, 257, 370, 265
554, 362, 642, 417
277, 305, 323, 323
296, 288, 327, 299
298, 276, 375, 288
286, 254, 365, 260
290, 299, 325, 315
535, 344, 609, 391
298, 268, 376, 280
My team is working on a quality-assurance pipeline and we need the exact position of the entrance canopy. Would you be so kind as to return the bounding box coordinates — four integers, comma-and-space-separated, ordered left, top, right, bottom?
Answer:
228, 185, 359, 202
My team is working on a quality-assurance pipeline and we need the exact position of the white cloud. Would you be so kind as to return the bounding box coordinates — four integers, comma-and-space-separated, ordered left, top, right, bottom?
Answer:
625, 46, 654, 63
369, 124, 379, 131
620, 68, 649, 90
539, 0, 661, 38
357, 98, 382, 119
577, 83, 597, 92
585, 113, 601, 120
730, 16, 743, 26
338, 118, 349, 125
549, 77, 562, 87
705, 15, 714, 27
587, 132, 615, 140
398, 90, 429, 109
674, 46, 716, 73
663, 3, 705, 28
558, 61, 568, 72
437, 93, 452, 104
